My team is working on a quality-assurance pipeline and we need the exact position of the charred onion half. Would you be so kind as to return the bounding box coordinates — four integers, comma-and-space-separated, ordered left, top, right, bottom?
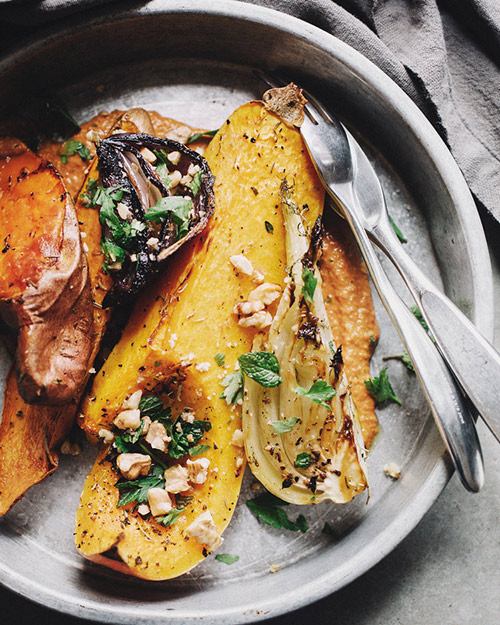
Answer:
86, 133, 215, 306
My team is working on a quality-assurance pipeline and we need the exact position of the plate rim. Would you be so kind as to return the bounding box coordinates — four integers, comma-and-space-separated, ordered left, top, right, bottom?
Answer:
0, 1, 493, 622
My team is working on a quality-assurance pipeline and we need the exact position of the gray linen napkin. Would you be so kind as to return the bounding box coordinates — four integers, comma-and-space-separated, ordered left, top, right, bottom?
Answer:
1, 0, 499, 225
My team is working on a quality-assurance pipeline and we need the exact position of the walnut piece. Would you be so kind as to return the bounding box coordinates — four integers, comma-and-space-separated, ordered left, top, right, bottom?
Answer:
113, 408, 141, 430
186, 457, 210, 485
185, 510, 223, 552
116, 453, 151, 480
164, 464, 190, 493
238, 310, 273, 329
147, 488, 173, 516
144, 421, 171, 452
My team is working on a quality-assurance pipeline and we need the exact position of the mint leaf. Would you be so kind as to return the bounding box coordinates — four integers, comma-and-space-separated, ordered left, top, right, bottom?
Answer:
215, 553, 239, 565
188, 171, 204, 196
238, 352, 282, 388
364, 367, 402, 406
156, 508, 184, 527
389, 214, 407, 243
169, 419, 211, 459
246, 492, 308, 533
294, 452, 312, 469
301, 266, 317, 304
219, 369, 244, 405
271, 417, 298, 434
213, 353, 225, 367
186, 129, 219, 144
139, 395, 166, 419
295, 379, 336, 409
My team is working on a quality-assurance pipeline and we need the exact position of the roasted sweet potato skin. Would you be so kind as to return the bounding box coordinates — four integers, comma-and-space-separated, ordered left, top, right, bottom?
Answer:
0, 137, 93, 404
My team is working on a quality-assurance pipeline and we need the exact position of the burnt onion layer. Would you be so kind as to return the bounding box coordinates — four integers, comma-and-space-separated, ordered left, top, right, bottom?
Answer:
95, 133, 215, 307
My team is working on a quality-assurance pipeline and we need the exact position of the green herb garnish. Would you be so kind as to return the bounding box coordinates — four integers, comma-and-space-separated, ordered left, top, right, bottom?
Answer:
389, 214, 407, 243
219, 369, 244, 405
383, 351, 415, 372
364, 367, 402, 406
156, 508, 184, 527
294, 452, 312, 469
59, 139, 91, 164
188, 171, 204, 196
115, 465, 165, 508
155, 162, 172, 188
168, 418, 212, 459
213, 353, 225, 367
246, 492, 308, 533
271, 417, 298, 434
295, 379, 336, 409
188, 444, 211, 457
301, 266, 317, 304
215, 553, 240, 565
144, 196, 192, 239
101, 239, 126, 264
186, 129, 219, 144
238, 352, 282, 388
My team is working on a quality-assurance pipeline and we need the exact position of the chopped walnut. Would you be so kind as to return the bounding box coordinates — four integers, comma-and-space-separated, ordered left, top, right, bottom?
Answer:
185, 510, 223, 552
230, 254, 254, 276
98, 428, 115, 444
140, 147, 156, 163
384, 462, 401, 480
121, 389, 143, 411
233, 300, 265, 316
137, 503, 150, 516
238, 310, 273, 329
164, 464, 190, 493
186, 457, 210, 485
145, 421, 171, 452
169, 170, 182, 188
113, 408, 141, 430
116, 453, 151, 480
147, 488, 173, 516
231, 429, 244, 448
248, 283, 281, 306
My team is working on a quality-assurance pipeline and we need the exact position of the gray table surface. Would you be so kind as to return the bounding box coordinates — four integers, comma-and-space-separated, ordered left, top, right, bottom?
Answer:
1, 222, 499, 625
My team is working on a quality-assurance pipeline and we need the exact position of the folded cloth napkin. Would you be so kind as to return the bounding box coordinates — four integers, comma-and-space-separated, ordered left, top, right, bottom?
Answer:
1, 0, 499, 226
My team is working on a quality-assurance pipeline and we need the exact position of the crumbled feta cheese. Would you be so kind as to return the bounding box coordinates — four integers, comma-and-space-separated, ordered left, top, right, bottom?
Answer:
130, 254, 137, 262
113, 408, 141, 430
230, 254, 254, 276
98, 428, 115, 444
164, 464, 190, 493
145, 421, 171, 452
83, 242, 89, 253
88, 367, 96, 374
188, 163, 201, 176
140, 147, 157, 163
147, 488, 173, 516
80, 231, 87, 239
231, 429, 244, 448
180, 410, 195, 423
384, 462, 401, 480
185, 510, 223, 552
169, 169, 182, 188
169, 333, 178, 349
235, 457, 244, 469
186, 457, 210, 485
195, 362, 211, 372
116, 453, 151, 480
121, 389, 143, 411
147, 237, 160, 250
180, 174, 192, 186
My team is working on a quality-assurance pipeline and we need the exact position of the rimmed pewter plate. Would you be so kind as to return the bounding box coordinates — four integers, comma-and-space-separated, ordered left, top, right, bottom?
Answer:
0, 1, 493, 623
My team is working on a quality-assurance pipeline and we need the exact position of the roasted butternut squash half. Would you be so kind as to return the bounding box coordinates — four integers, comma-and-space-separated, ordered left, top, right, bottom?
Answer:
75, 96, 325, 580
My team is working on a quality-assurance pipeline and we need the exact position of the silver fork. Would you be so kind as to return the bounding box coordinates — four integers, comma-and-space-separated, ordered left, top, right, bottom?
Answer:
257, 71, 484, 491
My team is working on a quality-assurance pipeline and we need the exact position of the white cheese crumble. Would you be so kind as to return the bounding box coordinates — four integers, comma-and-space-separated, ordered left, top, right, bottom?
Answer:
195, 362, 211, 372
169, 333, 178, 349
230, 254, 254, 276
230, 429, 244, 447
185, 510, 223, 552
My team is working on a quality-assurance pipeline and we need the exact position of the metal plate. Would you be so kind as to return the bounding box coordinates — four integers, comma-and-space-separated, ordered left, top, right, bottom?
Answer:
0, 1, 493, 623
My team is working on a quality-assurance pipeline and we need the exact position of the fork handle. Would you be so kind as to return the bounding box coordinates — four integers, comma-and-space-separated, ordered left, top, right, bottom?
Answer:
373, 220, 500, 443
326, 190, 484, 492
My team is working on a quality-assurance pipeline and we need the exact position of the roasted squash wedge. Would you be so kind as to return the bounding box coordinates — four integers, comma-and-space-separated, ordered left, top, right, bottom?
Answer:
75, 97, 324, 580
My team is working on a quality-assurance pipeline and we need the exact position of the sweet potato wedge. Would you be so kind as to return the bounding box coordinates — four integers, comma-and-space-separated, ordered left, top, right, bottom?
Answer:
0, 137, 93, 404
75, 98, 324, 580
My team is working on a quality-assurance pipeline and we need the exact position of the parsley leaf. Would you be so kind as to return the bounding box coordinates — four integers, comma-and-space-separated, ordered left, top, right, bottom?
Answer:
115, 465, 165, 508
383, 351, 415, 372
295, 379, 336, 409
219, 369, 244, 405
114, 418, 147, 453
168, 418, 211, 459
156, 508, 184, 527
246, 492, 308, 533
411, 305, 429, 332
155, 162, 172, 188
145, 197, 192, 239
389, 214, 407, 243
238, 352, 282, 388
301, 266, 317, 304
215, 553, 239, 565
213, 353, 225, 367
101, 239, 126, 264
186, 129, 219, 144
188, 171, 204, 196
294, 452, 312, 469
271, 417, 298, 434
364, 367, 402, 406
59, 139, 91, 163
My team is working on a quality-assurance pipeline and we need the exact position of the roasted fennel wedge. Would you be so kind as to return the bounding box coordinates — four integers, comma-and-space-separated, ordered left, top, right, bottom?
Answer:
243, 180, 369, 504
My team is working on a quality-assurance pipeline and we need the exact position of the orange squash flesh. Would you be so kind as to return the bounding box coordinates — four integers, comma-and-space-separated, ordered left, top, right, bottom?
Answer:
75, 101, 324, 580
